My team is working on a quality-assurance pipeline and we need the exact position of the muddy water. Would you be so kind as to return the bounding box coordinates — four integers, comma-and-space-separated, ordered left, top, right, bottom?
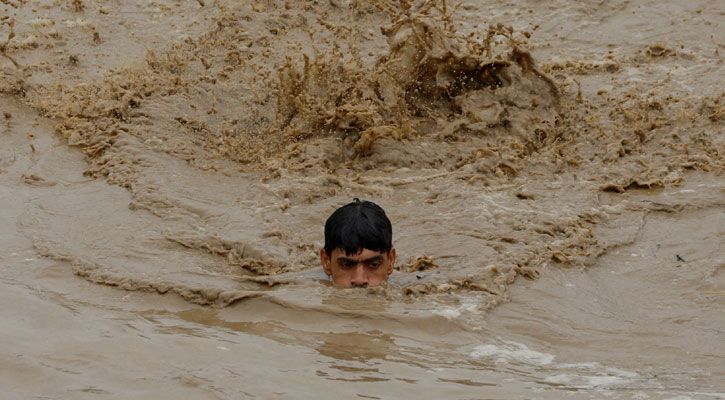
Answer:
2, 0, 724, 398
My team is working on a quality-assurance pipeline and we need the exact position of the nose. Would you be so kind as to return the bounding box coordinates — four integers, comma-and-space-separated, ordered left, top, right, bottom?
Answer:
350, 264, 368, 287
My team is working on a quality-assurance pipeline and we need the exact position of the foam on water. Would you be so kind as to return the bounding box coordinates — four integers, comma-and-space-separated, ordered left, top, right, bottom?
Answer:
432, 299, 479, 320
471, 341, 555, 367
471, 340, 650, 391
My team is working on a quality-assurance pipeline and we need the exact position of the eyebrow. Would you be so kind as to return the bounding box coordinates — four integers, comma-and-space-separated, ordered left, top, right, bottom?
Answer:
337, 255, 384, 263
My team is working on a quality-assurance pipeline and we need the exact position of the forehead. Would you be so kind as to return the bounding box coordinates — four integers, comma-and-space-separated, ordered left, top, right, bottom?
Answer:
331, 248, 385, 259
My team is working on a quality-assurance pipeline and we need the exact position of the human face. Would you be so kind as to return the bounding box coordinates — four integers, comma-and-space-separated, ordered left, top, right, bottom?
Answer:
320, 248, 396, 288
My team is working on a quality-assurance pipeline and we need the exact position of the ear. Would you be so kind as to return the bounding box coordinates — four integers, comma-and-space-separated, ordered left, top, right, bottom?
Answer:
386, 248, 396, 275
320, 249, 332, 276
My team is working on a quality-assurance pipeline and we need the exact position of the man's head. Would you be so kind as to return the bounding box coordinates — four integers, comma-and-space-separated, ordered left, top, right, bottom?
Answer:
321, 199, 395, 287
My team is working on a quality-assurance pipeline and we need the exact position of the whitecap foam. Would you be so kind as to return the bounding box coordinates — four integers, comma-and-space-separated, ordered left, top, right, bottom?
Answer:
543, 366, 640, 389
470, 341, 555, 366
433, 308, 461, 319
471, 341, 643, 389
432, 300, 479, 320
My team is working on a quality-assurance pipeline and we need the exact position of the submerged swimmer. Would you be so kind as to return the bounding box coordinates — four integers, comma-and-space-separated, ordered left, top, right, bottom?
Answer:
321, 199, 396, 288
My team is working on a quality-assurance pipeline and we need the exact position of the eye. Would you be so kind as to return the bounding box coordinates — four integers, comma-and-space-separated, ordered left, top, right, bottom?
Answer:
341, 262, 355, 269
367, 261, 381, 269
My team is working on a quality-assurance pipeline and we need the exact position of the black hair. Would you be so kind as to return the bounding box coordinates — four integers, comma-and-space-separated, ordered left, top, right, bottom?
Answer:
324, 198, 393, 256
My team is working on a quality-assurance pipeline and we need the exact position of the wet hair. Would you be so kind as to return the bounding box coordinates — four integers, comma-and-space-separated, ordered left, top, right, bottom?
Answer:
324, 198, 393, 256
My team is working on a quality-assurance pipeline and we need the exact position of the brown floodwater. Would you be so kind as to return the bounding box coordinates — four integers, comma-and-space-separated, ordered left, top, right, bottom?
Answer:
1, 0, 723, 398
